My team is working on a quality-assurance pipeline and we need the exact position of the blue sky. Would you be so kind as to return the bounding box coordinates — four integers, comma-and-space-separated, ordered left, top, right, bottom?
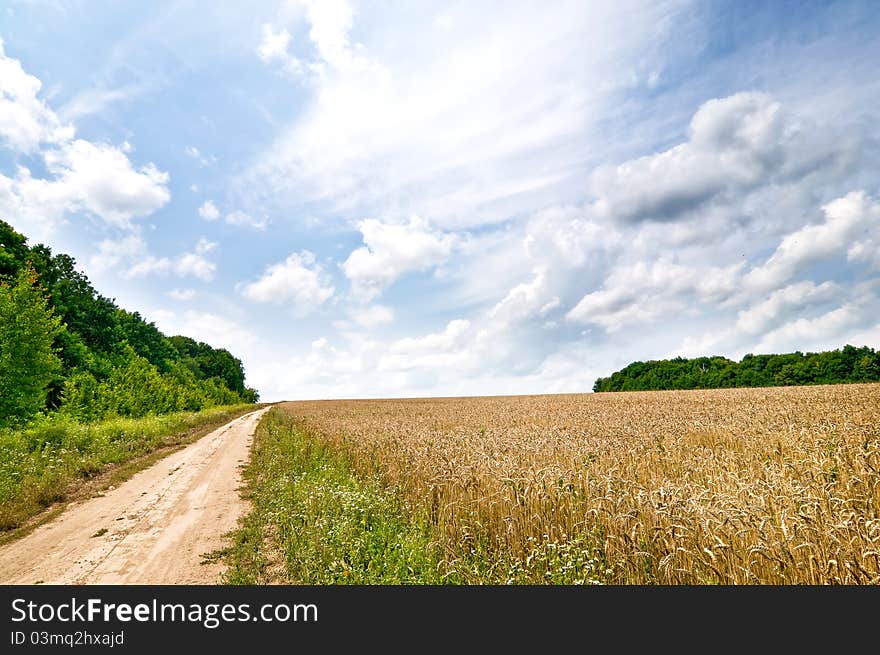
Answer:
2, 0, 879, 400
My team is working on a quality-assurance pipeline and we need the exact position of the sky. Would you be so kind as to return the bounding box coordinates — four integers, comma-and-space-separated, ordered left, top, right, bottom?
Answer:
1, 0, 879, 401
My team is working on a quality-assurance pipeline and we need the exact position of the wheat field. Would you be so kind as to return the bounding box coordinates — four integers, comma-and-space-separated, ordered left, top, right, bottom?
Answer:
279, 384, 880, 584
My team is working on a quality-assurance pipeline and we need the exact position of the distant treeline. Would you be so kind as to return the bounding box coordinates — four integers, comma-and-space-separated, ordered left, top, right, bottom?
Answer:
592, 345, 880, 392
0, 220, 258, 427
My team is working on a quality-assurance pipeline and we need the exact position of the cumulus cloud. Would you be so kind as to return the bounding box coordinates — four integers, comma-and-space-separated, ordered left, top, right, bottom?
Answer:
0, 139, 170, 235
523, 205, 614, 269
378, 319, 472, 372
567, 187, 880, 360
172, 251, 217, 281
259, 0, 378, 78
746, 191, 880, 290
90, 235, 217, 281
591, 92, 858, 224
241, 251, 335, 314
44, 140, 169, 227
258, 24, 292, 63
559, 88, 877, 342
488, 270, 557, 327
0, 38, 74, 151
197, 200, 267, 229
0, 42, 170, 236
566, 259, 743, 331
342, 215, 456, 300
257, 23, 303, 76
734, 281, 838, 336
752, 304, 868, 355
88, 234, 150, 274
198, 200, 219, 221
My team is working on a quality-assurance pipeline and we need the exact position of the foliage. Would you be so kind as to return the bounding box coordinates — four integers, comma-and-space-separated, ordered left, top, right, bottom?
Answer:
592, 345, 880, 392
168, 335, 246, 394
0, 266, 63, 426
0, 219, 258, 426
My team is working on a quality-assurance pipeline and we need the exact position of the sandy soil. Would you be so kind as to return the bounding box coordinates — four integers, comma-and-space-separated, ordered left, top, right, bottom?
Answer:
0, 408, 268, 584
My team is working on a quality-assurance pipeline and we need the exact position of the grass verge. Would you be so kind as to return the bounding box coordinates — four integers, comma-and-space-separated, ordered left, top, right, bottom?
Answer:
0, 404, 260, 543
223, 408, 448, 584
223, 408, 615, 584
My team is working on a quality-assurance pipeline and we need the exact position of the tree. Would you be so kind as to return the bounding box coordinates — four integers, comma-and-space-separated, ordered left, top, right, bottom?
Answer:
0, 220, 259, 421
0, 220, 29, 279
593, 346, 880, 392
0, 266, 64, 425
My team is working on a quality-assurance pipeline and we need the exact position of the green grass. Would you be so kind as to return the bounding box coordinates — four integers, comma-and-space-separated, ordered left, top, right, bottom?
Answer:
223, 409, 449, 584
0, 404, 256, 534
223, 408, 615, 585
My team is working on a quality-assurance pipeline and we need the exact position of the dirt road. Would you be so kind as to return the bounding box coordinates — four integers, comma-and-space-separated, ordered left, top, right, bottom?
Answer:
0, 408, 269, 584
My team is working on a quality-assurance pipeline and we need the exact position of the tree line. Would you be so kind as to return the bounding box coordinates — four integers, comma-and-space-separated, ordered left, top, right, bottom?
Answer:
0, 220, 258, 427
592, 345, 880, 392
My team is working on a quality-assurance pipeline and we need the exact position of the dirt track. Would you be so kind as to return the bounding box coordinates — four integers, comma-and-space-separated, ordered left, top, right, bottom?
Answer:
0, 408, 268, 584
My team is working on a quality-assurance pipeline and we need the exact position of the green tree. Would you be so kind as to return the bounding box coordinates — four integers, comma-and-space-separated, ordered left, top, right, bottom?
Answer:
0, 220, 29, 279
593, 346, 880, 392
0, 266, 64, 425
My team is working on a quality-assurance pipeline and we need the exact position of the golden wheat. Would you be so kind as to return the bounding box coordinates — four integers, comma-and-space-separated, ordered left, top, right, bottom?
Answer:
279, 384, 880, 584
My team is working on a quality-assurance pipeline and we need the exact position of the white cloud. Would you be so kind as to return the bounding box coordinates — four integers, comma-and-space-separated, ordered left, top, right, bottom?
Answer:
225, 210, 268, 230
0, 140, 170, 235
0, 38, 74, 151
565, 193, 879, 354
349, 304, 394, 329
260, 0, 377, 77
241, 251, 335, 314
198, 201, 266, 229
0, 43, 170, 236
556, 87, 877, 341
258, 24, 291, 63
565, 188, 876, 333
735, 281, 838, 336
244, 1, 680, 228
198, 200, 220, 221
342, 215, 456, 299
752, 304, 866, 354
257, 23, 303, 75
591, 92, 857, 224
42, 139, 170, 227
150, 309, 258, 360
566, 259, 742, 331
173, 252, 217, 281
194, 237, 217, 255
91, 235, 217, 281
378, 319, 472, 371
489, 270, 555, 327
167, 288, 196, 301
523, 205, 614, 269
746, 191, 880, 290
88, 234, 149, 274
